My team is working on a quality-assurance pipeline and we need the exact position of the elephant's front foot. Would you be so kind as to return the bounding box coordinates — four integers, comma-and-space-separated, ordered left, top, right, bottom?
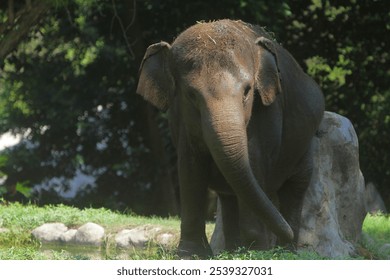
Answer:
178, 240, 213, 259
276, 238, 298, 253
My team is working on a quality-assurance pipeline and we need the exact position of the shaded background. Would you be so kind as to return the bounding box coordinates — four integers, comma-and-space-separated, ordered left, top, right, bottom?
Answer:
0, 0, 389, 215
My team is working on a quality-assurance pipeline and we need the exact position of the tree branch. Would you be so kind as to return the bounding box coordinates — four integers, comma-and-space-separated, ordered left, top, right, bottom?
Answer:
0, 0, 50, 61
111, 0, 136, 59
8, 0, 15, 23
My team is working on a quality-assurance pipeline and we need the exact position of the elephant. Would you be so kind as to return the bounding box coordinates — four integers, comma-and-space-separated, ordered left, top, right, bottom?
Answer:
136, 19, 325, 257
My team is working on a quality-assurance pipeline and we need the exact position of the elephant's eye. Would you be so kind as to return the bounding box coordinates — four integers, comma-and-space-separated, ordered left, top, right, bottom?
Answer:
243, 85, 251, 103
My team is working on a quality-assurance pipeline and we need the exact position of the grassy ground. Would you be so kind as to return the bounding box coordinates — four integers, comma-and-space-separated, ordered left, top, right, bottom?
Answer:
0, 203, 389, 260
360, 213, 390, 259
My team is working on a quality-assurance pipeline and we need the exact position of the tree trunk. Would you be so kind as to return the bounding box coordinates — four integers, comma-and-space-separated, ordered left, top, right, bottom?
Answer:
123, 0, 179, 216
0, 0, 50, 61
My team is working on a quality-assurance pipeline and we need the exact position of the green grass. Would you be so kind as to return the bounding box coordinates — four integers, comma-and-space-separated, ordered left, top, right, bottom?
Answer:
360, 213, 390, 259
0, 203, 179, 231
1, 203, 389, 260
0, 203, 181, 260
213, 247, 327, 260
363, 213, 390, 243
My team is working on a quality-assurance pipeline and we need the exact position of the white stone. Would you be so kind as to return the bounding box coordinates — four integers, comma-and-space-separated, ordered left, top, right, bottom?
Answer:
73, 222, 105, 246
115, 226, 162, 249
156, 233, 175, 246
31, 223, 68, 243
60, 229, 77, 243
116, 229, 148, 248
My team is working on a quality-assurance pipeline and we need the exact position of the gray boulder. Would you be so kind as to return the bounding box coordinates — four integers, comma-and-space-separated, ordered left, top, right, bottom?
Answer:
115, 225, 162, 249
365, 182, 387, 214
73, 222, 105, 246
32, 222, 105, 246
116, 228, 148, 248
60, 229, 78, 243
32, 223, 68, 243
298, 111, 366, 257
156, 233, 175, 246
211, 112, 367, 258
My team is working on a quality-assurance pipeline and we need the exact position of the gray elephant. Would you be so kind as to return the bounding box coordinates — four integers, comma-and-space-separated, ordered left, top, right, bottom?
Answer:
136, 19, 325, 257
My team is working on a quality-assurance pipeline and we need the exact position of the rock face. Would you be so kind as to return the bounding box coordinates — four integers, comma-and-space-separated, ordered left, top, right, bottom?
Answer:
211, 112, 367, 258
32, 223, 69, 243
73, 222, 105, 246
365, 182, 387, 214
298, 111, 367, 257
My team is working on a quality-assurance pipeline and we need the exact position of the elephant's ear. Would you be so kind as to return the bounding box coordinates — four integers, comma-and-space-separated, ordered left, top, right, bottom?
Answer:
255, 37, 282, 106
136, 42, 174, 111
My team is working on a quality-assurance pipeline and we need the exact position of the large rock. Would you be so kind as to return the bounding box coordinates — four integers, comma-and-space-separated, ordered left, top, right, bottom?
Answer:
298, 111, 366, 257
60, 229, 78, 243
211, 112, 367, 258
73, 222, 105, 246
115, 225, 163, 249
32, 223, 68, 243
365, 182, 387, 214
32, 222, 105, 246
116, 228, 149, 249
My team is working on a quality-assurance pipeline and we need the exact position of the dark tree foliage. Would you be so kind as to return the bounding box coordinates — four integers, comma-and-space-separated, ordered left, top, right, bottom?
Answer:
0, 1, 177, 214
283, 0, 390, 206
0, 0, 389, 213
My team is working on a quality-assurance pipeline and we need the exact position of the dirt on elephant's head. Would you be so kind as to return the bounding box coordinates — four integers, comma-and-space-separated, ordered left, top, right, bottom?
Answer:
171, 20, 268, 71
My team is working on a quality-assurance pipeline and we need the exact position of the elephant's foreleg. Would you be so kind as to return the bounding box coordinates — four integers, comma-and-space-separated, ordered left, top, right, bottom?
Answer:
177, 141, 212, 258
219, 193, 241, 250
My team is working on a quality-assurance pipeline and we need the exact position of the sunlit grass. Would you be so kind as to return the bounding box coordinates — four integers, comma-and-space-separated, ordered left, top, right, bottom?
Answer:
212, 246, 328, 260
362, 213, 390, 243
0, 203, 180, 232
361, 213, 390, 259
0, 203, 181, 260
1, 203, 389, 260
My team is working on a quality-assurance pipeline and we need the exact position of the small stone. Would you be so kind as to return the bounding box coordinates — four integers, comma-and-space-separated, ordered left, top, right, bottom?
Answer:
60, 229, 77, 243
379, 244, 390, 256
116, 228, 148, 248
74, 222, 105, 246
0, 228, 9, 234
32, 223, 68, 243
156, 233, 174, 246
115, 226, 162, 249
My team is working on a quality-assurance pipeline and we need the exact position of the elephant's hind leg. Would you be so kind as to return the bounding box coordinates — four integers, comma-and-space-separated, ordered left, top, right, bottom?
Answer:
277, 166, 312, 247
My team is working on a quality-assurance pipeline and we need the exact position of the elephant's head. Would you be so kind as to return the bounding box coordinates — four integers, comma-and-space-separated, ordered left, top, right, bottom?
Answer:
136, 20, 294, 242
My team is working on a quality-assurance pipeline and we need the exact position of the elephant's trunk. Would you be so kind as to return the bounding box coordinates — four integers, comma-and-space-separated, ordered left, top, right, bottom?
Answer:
201, 104, 294, 242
